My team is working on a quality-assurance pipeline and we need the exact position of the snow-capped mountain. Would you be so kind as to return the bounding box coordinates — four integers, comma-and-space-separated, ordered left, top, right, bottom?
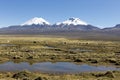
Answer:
21, 17, 50, 26
0, 17, 100, 34
56, 17, 88, 26
0, 17, 120, 40
53, 17, 99, 30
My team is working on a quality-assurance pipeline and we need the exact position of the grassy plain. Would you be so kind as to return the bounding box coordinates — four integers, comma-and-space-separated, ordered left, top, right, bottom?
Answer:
0, 35, 120, 80
0, 36, 120, 65
0, 70, 120, 80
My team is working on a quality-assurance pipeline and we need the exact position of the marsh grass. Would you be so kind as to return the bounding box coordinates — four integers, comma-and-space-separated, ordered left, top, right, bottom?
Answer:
0, 70, 119, 80
0, 36, 120, 65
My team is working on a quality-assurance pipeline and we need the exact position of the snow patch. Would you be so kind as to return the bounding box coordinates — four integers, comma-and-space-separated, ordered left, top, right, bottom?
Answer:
56, 17, 88, 26
21, 17, 50, 26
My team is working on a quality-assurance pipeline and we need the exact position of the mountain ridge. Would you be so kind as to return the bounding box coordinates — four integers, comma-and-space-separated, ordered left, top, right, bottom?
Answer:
0, 17, 120, 40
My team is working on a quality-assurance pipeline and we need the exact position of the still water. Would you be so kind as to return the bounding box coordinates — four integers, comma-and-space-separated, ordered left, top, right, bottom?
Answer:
0, 62, 119, 73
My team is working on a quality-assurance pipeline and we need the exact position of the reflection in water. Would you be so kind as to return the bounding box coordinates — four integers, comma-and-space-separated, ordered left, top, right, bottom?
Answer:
0, 62, 119, 73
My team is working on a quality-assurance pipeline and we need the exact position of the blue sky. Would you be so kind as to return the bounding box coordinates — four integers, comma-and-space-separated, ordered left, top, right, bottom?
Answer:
0, 0, 120, 28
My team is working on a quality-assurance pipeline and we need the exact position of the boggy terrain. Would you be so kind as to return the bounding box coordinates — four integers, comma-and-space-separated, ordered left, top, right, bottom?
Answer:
0, 70, 120, 80
0, 36, 120, 65
0, 36, 120, 80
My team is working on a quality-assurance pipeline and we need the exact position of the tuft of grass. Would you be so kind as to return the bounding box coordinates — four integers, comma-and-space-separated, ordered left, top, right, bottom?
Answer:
0, 36, 119, 65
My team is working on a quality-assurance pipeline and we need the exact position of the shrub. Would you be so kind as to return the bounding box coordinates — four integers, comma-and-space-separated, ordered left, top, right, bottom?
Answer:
93, 71, 115, 78
13, 56, 21, 59
108, 58, 116, 63
34, 77, 48, 80
12, 70, 31, 79
74, 59, 83, 62
104, 71, 115, 78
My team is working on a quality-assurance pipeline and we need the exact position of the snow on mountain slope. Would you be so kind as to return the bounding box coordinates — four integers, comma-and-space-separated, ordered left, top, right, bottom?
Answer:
21, 17, 50, 26
56, 17, 88, 25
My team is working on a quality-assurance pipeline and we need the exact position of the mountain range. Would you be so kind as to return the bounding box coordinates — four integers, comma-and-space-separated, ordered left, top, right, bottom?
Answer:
0, 17, 120, 40
0, 17, 102, 31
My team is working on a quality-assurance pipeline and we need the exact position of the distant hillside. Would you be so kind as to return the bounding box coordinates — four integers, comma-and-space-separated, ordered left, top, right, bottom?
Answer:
0, 17, 120, 40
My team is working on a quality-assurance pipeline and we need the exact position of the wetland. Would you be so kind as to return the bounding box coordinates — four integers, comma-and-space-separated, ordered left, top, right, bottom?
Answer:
0, 36, 120, 80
